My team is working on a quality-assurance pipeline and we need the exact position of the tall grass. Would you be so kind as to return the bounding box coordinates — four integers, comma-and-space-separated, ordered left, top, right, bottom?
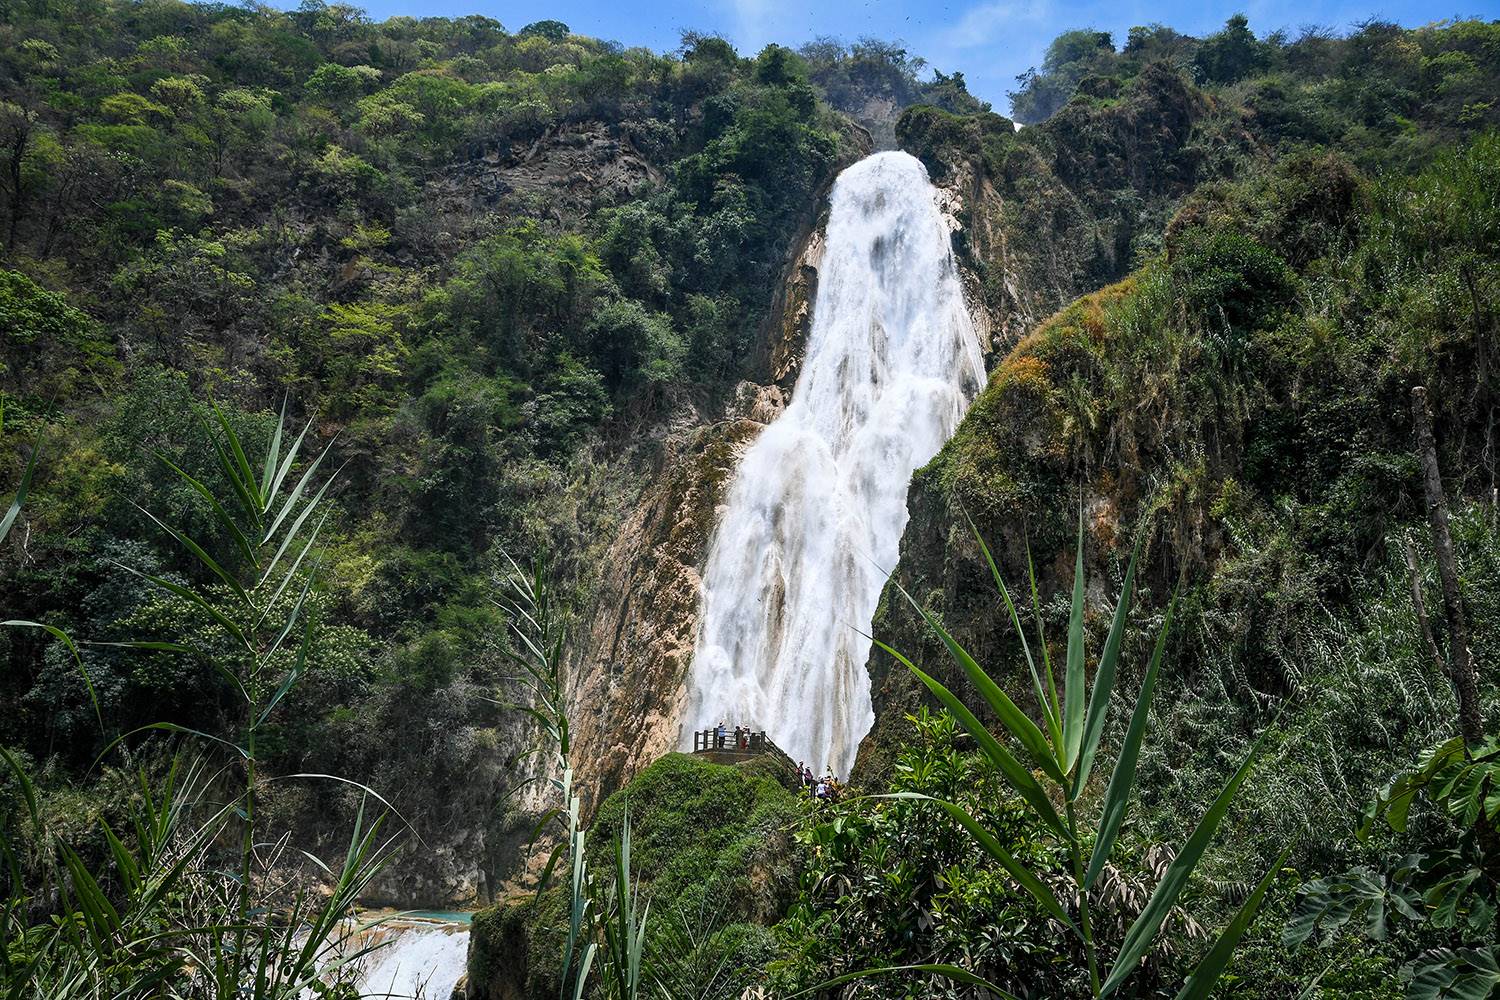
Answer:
499, 557, 654, 1000
1, 400, 402, 999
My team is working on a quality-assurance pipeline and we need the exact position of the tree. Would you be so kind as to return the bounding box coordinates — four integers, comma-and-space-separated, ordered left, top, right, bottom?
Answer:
587, 299, 683, 392
1194, 14, 1269, 85
1008, 30, 1115, 123
0, 268, 115, 400
1410, 386, 1482, 745
0, 103, 37, 252
519, 19, 569, 42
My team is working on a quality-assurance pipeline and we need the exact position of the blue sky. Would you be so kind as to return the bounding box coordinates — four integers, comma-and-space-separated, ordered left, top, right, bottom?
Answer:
340, 0, 1499, 113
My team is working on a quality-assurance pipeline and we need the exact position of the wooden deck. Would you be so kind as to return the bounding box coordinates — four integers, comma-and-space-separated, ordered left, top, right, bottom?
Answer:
690, 728, 801, 784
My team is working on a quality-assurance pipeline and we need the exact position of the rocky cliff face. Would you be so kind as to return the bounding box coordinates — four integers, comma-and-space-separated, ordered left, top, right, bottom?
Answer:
433, 121, 663, 221
562, 202, 832, 812
563, 405, 774, 808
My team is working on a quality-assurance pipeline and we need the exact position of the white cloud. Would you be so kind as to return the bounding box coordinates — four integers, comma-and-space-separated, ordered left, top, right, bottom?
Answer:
938, 0, 1049, 50
724, 0, 783, 51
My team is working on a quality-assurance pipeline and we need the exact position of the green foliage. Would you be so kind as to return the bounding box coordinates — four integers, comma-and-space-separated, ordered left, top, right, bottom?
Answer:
0, 269, 116, 405
1194, 15, 1272, 85
0, 404, 399, 999
1407, 947, 1500, 1000
1168, 229, 1296, 334
1365, 737, 1500, 838
772, 709, 1079, 998
591, 754, 801, 923
587, 299, 684, 391
0, 752, 396, 999
798, 37, 985, 142
1285, 866, 1425, 947
0, 1, 879, 893
1006, 15, 1500, 156
836, 519, 1274, 998
1010, 29, 1115, 124
1282, 722, 1500, 996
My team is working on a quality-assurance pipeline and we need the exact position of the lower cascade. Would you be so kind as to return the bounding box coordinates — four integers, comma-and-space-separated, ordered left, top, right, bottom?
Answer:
334, 920, 470, 1000
686, 150, 985, 777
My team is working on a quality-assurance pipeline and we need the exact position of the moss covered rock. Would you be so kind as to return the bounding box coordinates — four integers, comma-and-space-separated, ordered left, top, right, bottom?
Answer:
466, 752, 802, 998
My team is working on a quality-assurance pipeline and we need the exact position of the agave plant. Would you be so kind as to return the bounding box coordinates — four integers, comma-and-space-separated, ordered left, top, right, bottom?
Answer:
822, 514, 1283, 999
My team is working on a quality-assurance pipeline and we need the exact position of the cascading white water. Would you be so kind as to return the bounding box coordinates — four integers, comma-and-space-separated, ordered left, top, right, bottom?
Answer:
350, 924, 469, 999
300, 918, 469, 1000
686, 150, 985, 777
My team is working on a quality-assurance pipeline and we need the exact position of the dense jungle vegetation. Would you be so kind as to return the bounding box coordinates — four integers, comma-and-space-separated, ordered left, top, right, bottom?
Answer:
0, 1, 946, 898
2, 2, 1499, 998
855, 14, 1500, 1000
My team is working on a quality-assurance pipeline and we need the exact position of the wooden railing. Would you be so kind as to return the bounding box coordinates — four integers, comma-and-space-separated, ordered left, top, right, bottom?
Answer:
690, 728, 800, 784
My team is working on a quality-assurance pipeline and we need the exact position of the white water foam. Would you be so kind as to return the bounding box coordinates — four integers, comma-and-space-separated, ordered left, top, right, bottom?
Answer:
354, 924, 468, 999
686, 150, 985, 777
301, 920, 468, 1000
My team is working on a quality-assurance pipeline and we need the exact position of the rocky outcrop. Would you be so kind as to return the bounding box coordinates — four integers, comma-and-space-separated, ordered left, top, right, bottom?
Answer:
563, 411, 768, 810
760, 224, 826, 388
430, 121, 663, 222
466, 754, 801, 1000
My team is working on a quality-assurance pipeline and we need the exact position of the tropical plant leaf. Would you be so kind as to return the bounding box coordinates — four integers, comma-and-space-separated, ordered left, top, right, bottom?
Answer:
1405, 947, 1500, 1000
1063, 511, 1087, 772
1074, 535, 1141, 799
265, 417, 315, 516
1176, 850, 1288, 1000
0, 745, 41, 831
259, 465, 341, 588
966, 513, 1061, 748
210, 399, 261, 511
131, 501, 251, 609
260, 397, 287, 503
877, 639, 1066, 837
1102, 719, 1274, 995
262, 438, 336, 547
0, 435, 39, 545
1085, 596, 1175, 889
890, 583, 1065, 783
256, 617, 311, 725
152, 451, 256, 566
1362, 737, 1478, 838
112, 562, 250, 650
94, 721, 249, 765
1282, 867, 1422, 947
1024, 538, 1061, 719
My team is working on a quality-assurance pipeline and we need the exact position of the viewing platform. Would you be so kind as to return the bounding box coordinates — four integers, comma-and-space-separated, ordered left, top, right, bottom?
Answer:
690, 728, 800, 784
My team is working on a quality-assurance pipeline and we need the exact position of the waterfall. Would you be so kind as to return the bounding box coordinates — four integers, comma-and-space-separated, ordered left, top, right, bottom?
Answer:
686, 150, 985, 777
304, 919, 469, 1000
352, 924, 468, 999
